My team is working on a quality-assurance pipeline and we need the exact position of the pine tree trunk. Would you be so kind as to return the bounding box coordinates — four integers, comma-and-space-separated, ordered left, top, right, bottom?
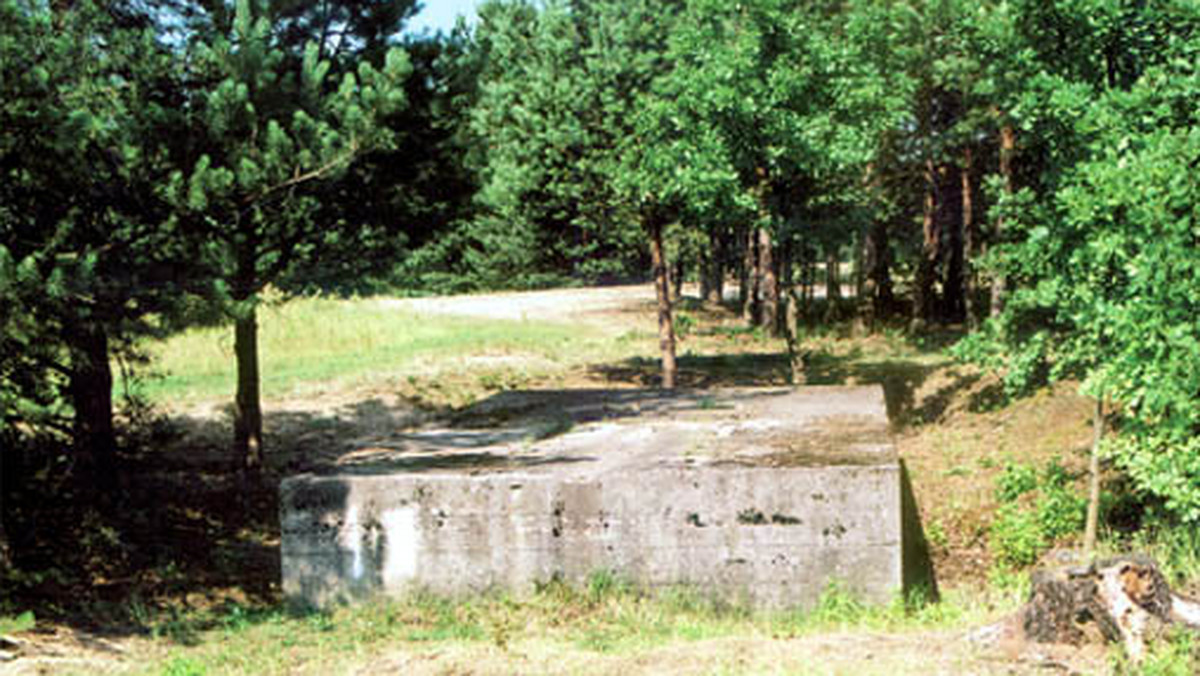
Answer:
860, 161, 893, 329
863, 225, 891, 327
672, 257, 685, 302
940, 162, 964, 322
825, 248, 841, 301
0, 470, 8, 571
737, 225, 748, 310
824, 248, 841, 323
913, 158, 939, 327
648, 211, 676, 391
699, 248, 712, 303
741, 224, 758, 323
648, 213, 677, 390
784, 288, 805, 385
962, 147, 976, 330
852, 229, 865, 302
992, 122, 1015, 318
706, 228, 724, 304
234, 306, 264, 475
68, 321, 117, 493
803, 246, 816, 321
758, 227, 778, 335
780, 236, 793, 291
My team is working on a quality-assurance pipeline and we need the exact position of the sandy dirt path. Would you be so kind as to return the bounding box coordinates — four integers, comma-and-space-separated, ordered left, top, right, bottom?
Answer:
374, 283, 663, 332
355, 629, 1109, 676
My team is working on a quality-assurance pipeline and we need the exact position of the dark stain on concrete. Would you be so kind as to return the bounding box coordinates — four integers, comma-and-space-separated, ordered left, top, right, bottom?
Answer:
738, 508, 768, 525
823, 523, 848, 539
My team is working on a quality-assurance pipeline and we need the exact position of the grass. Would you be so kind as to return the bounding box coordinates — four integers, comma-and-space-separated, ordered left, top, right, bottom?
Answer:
0, 610, 35, 634
136, 297, 615, 403
124, 576, 1026, 676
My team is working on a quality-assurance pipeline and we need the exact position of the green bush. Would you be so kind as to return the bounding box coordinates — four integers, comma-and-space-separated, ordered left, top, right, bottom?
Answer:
991, 504, 1046, 568
673, 311, 697, 337
990, 460, 1086, 568
1034, 460, 1087, 542
995, 463, 1039, 503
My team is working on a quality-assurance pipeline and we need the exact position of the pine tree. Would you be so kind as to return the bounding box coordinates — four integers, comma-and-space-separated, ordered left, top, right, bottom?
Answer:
1, 0, 195, 495
166, 0, 410, 473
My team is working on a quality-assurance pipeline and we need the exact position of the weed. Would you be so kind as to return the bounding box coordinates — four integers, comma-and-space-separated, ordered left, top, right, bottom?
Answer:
477, 368, 531, 392
987, 564, 1032, 594
1112, 629, 1198, 675
0, 610, 34, 634
995, 462, 1039, 503
673, 311, 698, 336
127, 574, 1028, 675
161, 656, 207, 676
586, 569, 632, 602
990, 459, 1086, 568
1128, 522, 1200, 585
808, 581, 866, 625
990, 504, 1046, 567
1037, 480, 1087, 541
926, 519, 949, 550
306, 611, 336, 633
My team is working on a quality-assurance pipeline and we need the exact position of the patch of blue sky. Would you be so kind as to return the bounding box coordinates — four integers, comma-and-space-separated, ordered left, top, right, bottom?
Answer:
405, 0, 482, 36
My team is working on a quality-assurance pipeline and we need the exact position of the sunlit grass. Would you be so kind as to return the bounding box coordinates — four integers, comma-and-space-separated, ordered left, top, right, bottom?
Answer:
130, 576, 1026, 676
136, 297, 616, 403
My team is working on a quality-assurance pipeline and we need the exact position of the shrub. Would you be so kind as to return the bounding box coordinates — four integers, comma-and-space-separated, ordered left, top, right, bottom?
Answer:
995, 462, 1039, 504
989, 460, 1086, 568
991, 503, 1046, 568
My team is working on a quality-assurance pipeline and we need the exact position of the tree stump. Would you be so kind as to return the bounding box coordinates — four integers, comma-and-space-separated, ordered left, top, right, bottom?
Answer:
1023, 555, 1200, 661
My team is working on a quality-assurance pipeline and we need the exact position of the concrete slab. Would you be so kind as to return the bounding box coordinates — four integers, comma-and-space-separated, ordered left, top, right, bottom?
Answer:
281, 386, 914, 609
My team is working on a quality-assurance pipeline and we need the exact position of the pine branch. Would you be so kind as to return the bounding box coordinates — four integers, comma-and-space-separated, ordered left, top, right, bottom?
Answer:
243, 142, 359, 207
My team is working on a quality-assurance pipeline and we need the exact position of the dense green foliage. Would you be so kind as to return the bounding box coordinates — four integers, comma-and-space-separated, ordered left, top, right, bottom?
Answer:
954, 0, 1200, 521
0, 0, 196, 480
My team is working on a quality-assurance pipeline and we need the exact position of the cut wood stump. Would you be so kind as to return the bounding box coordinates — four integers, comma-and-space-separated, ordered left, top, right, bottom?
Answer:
1021, 555, 1200, 661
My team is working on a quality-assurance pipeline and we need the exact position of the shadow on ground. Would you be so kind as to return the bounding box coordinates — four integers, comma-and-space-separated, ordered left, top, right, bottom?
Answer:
590, 346, 983, 431
1, 391, 447, 638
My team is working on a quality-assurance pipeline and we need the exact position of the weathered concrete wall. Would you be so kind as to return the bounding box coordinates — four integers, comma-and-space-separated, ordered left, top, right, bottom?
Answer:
281, 386, 909, 609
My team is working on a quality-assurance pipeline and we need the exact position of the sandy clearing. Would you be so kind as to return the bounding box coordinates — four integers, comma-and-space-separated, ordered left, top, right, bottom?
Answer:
353, 630, 1110, 676
375, 283, 661, 329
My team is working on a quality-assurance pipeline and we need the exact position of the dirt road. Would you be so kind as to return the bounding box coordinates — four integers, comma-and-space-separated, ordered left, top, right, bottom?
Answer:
357, 628, 1109, 676
377, 283, 662, 328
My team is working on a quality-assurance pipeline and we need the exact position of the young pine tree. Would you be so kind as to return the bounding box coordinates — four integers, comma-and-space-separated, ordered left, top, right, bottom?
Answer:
167, 0, 410, 474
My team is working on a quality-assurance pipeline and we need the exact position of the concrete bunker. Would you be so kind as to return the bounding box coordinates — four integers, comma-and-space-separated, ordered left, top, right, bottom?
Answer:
280, 386, 933, 609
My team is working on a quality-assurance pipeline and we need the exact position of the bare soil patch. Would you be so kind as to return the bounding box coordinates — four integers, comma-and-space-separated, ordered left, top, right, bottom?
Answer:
358, 630, 1110, 676
376, 283, 661, 331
